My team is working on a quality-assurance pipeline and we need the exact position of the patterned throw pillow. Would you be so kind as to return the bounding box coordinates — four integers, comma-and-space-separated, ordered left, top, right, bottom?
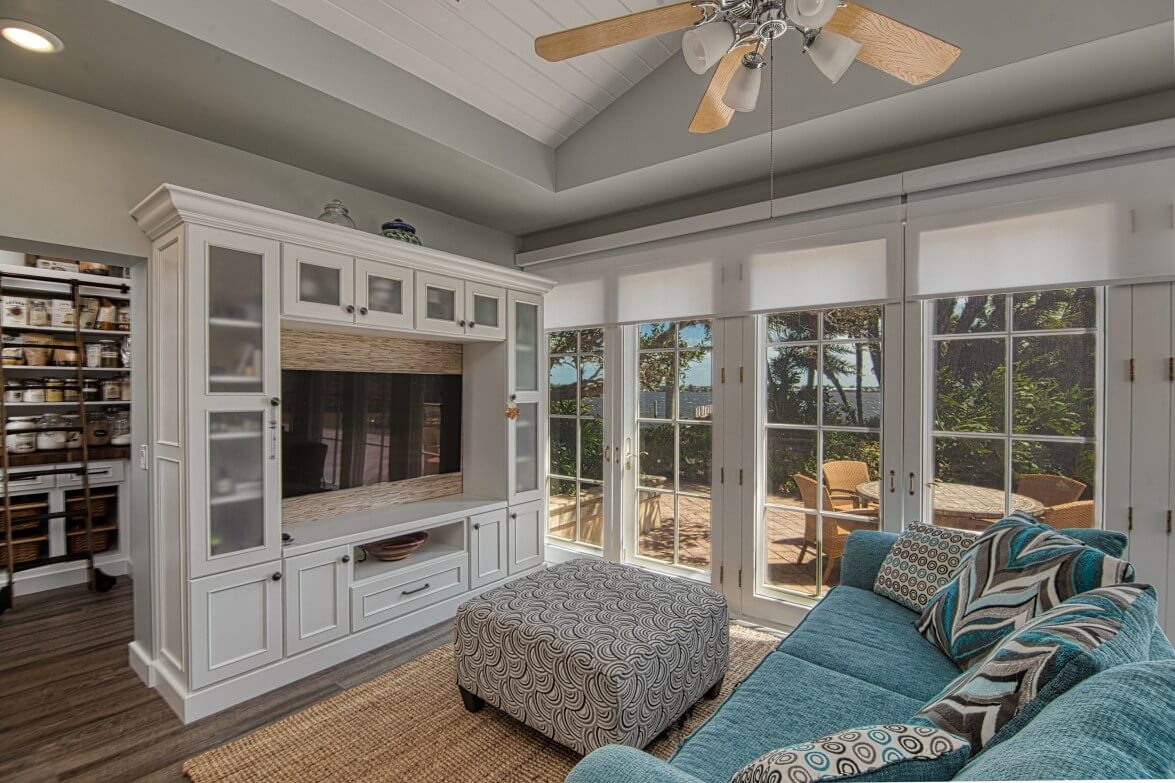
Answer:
915, 583, 1155, 754
916, 514, 1135, 668
873, 523, 977, 612
728, 724, 970, 783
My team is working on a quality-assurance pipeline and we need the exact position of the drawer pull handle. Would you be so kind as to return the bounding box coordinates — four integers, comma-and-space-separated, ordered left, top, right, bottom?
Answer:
402, 582, 430, 596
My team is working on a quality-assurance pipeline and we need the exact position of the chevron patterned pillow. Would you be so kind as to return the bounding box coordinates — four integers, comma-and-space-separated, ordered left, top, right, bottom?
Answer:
914, 583, 1156, 754
916, 514, 1135, 668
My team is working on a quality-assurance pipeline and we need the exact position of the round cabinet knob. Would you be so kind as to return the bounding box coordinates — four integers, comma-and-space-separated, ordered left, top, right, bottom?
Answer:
341, 554, 351, 563
468, 322, 476, 329
458, 319, 467, 328
270, 397, 281, 407
359, 307, 369, 315
473, 522, 481, 530
272, 572, 282, 581
510, 513, 518, 520
345, 304, 355, 314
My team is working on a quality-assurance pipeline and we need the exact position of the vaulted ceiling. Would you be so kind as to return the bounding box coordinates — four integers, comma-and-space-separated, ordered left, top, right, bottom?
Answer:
0, 0, 1172, 248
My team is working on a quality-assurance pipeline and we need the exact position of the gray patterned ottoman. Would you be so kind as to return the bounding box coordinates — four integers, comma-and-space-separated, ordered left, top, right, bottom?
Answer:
454, 559, 729, 755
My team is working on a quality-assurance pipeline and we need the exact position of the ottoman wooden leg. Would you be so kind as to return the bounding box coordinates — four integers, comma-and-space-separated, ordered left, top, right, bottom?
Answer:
704, 676, 724, 700
459, 685, 485, 713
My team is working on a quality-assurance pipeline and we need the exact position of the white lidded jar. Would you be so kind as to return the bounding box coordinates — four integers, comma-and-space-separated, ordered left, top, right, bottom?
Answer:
5, 416, 37, 453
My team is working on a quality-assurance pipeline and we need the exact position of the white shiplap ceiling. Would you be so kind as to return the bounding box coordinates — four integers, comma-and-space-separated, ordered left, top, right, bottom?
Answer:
269, 0, 682, 146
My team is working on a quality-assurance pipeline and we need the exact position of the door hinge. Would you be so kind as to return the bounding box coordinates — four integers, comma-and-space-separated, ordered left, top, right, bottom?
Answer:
1169, 357, 1174, 382
1128, 506, 1133, 532
720, 467, 725, 484
738, 366, 744, 383
739, 468, 744, 486
1167, 509, 1172, 535
719, 565, 724, 584
738, 569, 743, 589
1129, 358, 1136, 382
720, 367, 726, 383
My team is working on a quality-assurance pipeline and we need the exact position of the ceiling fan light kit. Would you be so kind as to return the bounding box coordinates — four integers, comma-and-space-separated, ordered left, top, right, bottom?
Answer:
534, 0, 961, 133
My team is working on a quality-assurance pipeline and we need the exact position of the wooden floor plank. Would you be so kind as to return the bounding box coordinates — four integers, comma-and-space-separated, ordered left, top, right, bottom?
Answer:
0, 580, 451, 782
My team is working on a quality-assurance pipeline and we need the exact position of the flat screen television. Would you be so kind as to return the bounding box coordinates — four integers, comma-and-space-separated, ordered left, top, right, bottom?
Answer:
280, 370, 461, 499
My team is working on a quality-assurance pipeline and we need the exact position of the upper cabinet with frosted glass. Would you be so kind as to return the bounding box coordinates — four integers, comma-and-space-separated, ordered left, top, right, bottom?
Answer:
508, 291, 544, 504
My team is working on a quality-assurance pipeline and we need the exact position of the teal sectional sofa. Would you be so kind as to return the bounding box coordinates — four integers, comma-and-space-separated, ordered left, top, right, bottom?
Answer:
565, 530, 1175, 782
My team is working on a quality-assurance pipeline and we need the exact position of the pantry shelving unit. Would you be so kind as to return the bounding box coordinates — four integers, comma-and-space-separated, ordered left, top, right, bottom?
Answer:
0, 266, 131, 613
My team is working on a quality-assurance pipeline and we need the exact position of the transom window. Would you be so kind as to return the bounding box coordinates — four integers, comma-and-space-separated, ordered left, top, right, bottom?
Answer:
635, 320, 714, 572
762, 305, 884, 599
929, 288, 1099, 530
547, 328, 604, 548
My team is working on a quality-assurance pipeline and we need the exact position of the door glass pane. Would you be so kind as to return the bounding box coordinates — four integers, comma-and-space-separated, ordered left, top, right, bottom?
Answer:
546, 328, 607, 549
299, 263, 341, 306
208, 246, 264, 394
208, 411, 266, 557
367, 275, 402, 314
473, 294, 499, 328
634, 320, 714, 573
426, 286, 456, 322
515, 303, 539, 392
761, 305, 884, 600
929, 287, 1101, 533
514, 402, 538, 494
934, 339, 1004, 433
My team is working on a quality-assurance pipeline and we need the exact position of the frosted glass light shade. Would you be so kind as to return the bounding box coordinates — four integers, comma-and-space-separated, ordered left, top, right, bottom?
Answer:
723, 62, 762, 113
808, 31, 861, 83
785, 0, 838, 29
682, 21, 735, 75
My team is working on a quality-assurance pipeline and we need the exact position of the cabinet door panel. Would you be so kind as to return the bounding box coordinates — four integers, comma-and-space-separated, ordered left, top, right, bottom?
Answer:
414, 272, 465, 336
465, 283, 506, 340
284, 546, 349, 655
190, 561, 282, 690
508, 292, 545, 505
356, 259, 414, 330
508, 500, 545, 575
470, 509, 508, 588
282, 244, 355, 323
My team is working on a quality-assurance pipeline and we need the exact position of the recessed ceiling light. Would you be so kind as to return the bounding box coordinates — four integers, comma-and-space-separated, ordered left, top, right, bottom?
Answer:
0, 20, 64, 53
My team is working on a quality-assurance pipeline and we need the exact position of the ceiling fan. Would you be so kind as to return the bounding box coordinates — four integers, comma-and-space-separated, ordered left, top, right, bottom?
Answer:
535, 0, 961, 134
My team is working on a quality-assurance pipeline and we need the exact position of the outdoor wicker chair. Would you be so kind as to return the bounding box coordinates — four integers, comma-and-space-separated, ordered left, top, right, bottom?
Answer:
1041, 499, 1096, 529
821, 460, 873, 511
793, 473, 879, 583
1016, 473, 1087, 508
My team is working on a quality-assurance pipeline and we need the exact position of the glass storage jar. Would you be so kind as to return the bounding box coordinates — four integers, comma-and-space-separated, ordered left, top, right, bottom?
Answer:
36, 413, 67, 451
99, 340, 120, 368
86, 411, 112, 446
110, 411, 131, 446
44, 378, 65, 403
82, 380, 99, 402
62, 414, 82, 448
22, 380, 45, 403
101, 378, 120, 401
62, 379, 80, 402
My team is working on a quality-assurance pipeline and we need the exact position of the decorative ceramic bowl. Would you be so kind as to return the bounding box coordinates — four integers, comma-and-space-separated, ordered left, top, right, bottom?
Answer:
362, 531, 429, 561
381, 218, 422, 246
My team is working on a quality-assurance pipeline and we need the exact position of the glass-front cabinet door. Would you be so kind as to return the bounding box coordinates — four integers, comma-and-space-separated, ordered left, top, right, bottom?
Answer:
188, 225, 282, 577
465, 282, 506, 340
356, 258, 413, 330
281, 244, 355, 323
509, 291, 544, 504
415, 271, 465, 336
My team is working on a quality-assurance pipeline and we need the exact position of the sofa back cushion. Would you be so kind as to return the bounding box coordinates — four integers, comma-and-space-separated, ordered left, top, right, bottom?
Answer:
729, 724, 970, 783
873, 523, 977, 613
914, 583, 1156, 755
916, 515, 1135, 667
953, 659, 1175, 780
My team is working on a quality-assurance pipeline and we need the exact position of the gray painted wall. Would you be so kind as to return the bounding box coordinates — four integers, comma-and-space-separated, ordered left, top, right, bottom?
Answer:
0, 77, 520, 266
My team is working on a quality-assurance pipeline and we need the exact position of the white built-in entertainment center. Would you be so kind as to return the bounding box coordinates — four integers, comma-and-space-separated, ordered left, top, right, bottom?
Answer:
128, 185, 554, 722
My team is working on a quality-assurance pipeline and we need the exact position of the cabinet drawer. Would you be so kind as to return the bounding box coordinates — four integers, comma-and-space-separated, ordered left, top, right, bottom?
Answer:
57, 461, 125, 488
350, 553, 467, 632
0, 471, 57, 492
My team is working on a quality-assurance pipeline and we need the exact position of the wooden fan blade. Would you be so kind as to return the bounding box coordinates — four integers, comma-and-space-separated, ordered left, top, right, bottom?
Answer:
535, 2, 703, 62
824, 3, 960, 86
689, 42, 757, 134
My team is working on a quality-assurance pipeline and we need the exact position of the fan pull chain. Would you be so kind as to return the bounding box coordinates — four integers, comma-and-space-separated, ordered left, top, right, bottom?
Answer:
769, 43, 775, 220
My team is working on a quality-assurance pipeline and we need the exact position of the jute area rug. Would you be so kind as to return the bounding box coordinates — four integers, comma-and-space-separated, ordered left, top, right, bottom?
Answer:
184, 625, 777, 783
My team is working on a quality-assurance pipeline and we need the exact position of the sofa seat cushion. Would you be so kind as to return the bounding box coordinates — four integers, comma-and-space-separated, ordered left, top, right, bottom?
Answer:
954, 660, 1175, 780
670, 651, 922, 783
917, 514, 1135, 668
780, 586, 963, 701
729, 724, 971, 783
915, 584, 1158, 754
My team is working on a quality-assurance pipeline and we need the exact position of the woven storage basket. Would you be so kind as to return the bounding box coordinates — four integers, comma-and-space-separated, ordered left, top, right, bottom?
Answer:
1, 500, 48, 534
67, 530, 112, 555
66, 495, 113, 518
0, 538, 43, 564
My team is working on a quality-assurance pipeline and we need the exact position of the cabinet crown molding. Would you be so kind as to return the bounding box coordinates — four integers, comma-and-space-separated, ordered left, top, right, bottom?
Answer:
130, 184, 555, 295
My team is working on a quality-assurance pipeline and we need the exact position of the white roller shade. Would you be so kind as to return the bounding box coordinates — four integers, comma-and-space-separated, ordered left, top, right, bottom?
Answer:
907, 156, 1175, 298
542, 203, 901, 329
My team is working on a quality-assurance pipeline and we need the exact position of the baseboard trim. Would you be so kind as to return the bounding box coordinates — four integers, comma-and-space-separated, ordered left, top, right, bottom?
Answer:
128, 640, 156, 687
0, 556, 129, 594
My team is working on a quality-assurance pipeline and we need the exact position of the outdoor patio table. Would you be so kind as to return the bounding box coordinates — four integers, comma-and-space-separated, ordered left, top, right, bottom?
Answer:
856, 480, 1045, 530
